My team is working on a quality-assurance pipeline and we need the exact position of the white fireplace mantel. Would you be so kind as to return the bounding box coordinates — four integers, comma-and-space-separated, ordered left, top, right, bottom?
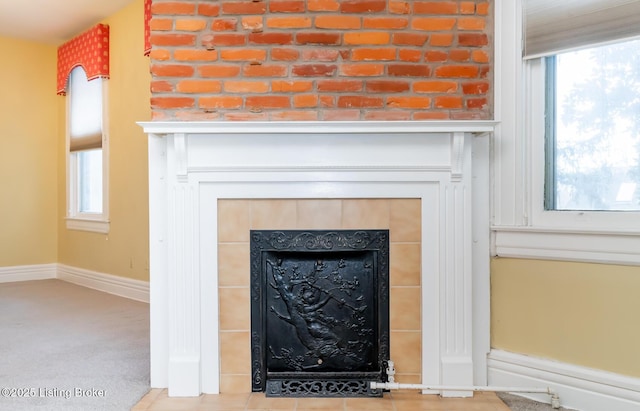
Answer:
139, 120, 496, 397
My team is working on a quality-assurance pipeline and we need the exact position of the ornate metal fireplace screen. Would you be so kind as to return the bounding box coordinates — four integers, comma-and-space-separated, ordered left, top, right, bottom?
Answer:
250, 230, 390, 397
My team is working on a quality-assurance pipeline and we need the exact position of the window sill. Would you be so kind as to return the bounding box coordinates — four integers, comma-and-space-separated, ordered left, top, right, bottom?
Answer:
492, 226, 640, 266
66, 217, 110, 234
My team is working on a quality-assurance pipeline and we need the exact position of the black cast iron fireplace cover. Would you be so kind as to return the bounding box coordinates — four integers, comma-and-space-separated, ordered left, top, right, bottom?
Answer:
250, 230, 390, 397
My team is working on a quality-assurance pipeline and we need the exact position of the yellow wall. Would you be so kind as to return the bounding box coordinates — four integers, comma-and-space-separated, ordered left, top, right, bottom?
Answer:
491, 257, 640, 378
0, 37, 58, 266
57, 0, 151, 281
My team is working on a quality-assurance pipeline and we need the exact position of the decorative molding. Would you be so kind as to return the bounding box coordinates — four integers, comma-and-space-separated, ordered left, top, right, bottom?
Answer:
0, 264, 57, 283
174, 132, 187, 181
148, 133, 171, 389
450, 132, 465, 182
440, 138, 474, 397
488, 350, 640, 411
66, 217, 110, 234
188, 165, 452, 174
493, 227, 640, 266
167, 182, 201, 397
138, 120, 498, 135
57, 264, 149, 303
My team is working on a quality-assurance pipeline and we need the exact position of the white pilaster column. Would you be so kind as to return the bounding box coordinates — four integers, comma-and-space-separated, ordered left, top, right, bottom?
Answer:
166, 134, 201, 396
148, 133, 169, 389
440, 132, 474, 397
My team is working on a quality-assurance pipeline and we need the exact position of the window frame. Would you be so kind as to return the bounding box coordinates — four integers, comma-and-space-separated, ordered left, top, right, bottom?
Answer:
65, 68, 110, 234
528, 56, 640, 229
492, 0, 640, 266
543, 45, 640, 213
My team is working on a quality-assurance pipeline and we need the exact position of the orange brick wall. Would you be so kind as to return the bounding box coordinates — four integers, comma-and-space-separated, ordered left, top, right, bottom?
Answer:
149, 0, 492, 121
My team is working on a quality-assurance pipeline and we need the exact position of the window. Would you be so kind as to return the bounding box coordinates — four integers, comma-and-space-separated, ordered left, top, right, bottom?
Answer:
492, 0, 640, 265
544, 39, 640, 211
66, 66, 109, 233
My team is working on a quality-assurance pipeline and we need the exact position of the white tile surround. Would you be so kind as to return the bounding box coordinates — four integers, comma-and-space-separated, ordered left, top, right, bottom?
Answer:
139, 121, 496, 397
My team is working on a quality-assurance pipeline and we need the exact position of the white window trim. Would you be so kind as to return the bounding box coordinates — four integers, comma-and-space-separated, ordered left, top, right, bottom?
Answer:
493, 0, 640, 266
65, 77, 110, 234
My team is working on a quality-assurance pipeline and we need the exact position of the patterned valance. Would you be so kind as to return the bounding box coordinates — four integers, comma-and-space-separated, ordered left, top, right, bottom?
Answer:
57, 24, 110, 95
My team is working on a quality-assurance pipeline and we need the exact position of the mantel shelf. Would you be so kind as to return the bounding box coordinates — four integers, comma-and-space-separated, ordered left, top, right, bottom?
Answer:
138, 120, 498, 135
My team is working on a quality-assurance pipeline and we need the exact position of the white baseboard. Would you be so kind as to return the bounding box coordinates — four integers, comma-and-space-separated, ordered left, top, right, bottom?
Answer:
488, 349, 640, 411
0, 263, 149, 303
0, 264, 57, 283
57, 264, 149, 303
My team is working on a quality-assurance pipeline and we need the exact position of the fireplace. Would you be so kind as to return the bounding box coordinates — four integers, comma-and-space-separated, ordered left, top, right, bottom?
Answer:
250, 230, 390, 397
139, 120, 495, 398
218, 198, 420, 394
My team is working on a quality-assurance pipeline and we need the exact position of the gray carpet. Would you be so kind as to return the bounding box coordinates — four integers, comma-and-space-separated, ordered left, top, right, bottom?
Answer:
0, 279, 150, 411
499, 392, 575, 411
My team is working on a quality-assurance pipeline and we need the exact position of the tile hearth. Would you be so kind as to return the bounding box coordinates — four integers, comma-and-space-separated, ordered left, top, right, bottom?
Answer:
133, 390, 512, 411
